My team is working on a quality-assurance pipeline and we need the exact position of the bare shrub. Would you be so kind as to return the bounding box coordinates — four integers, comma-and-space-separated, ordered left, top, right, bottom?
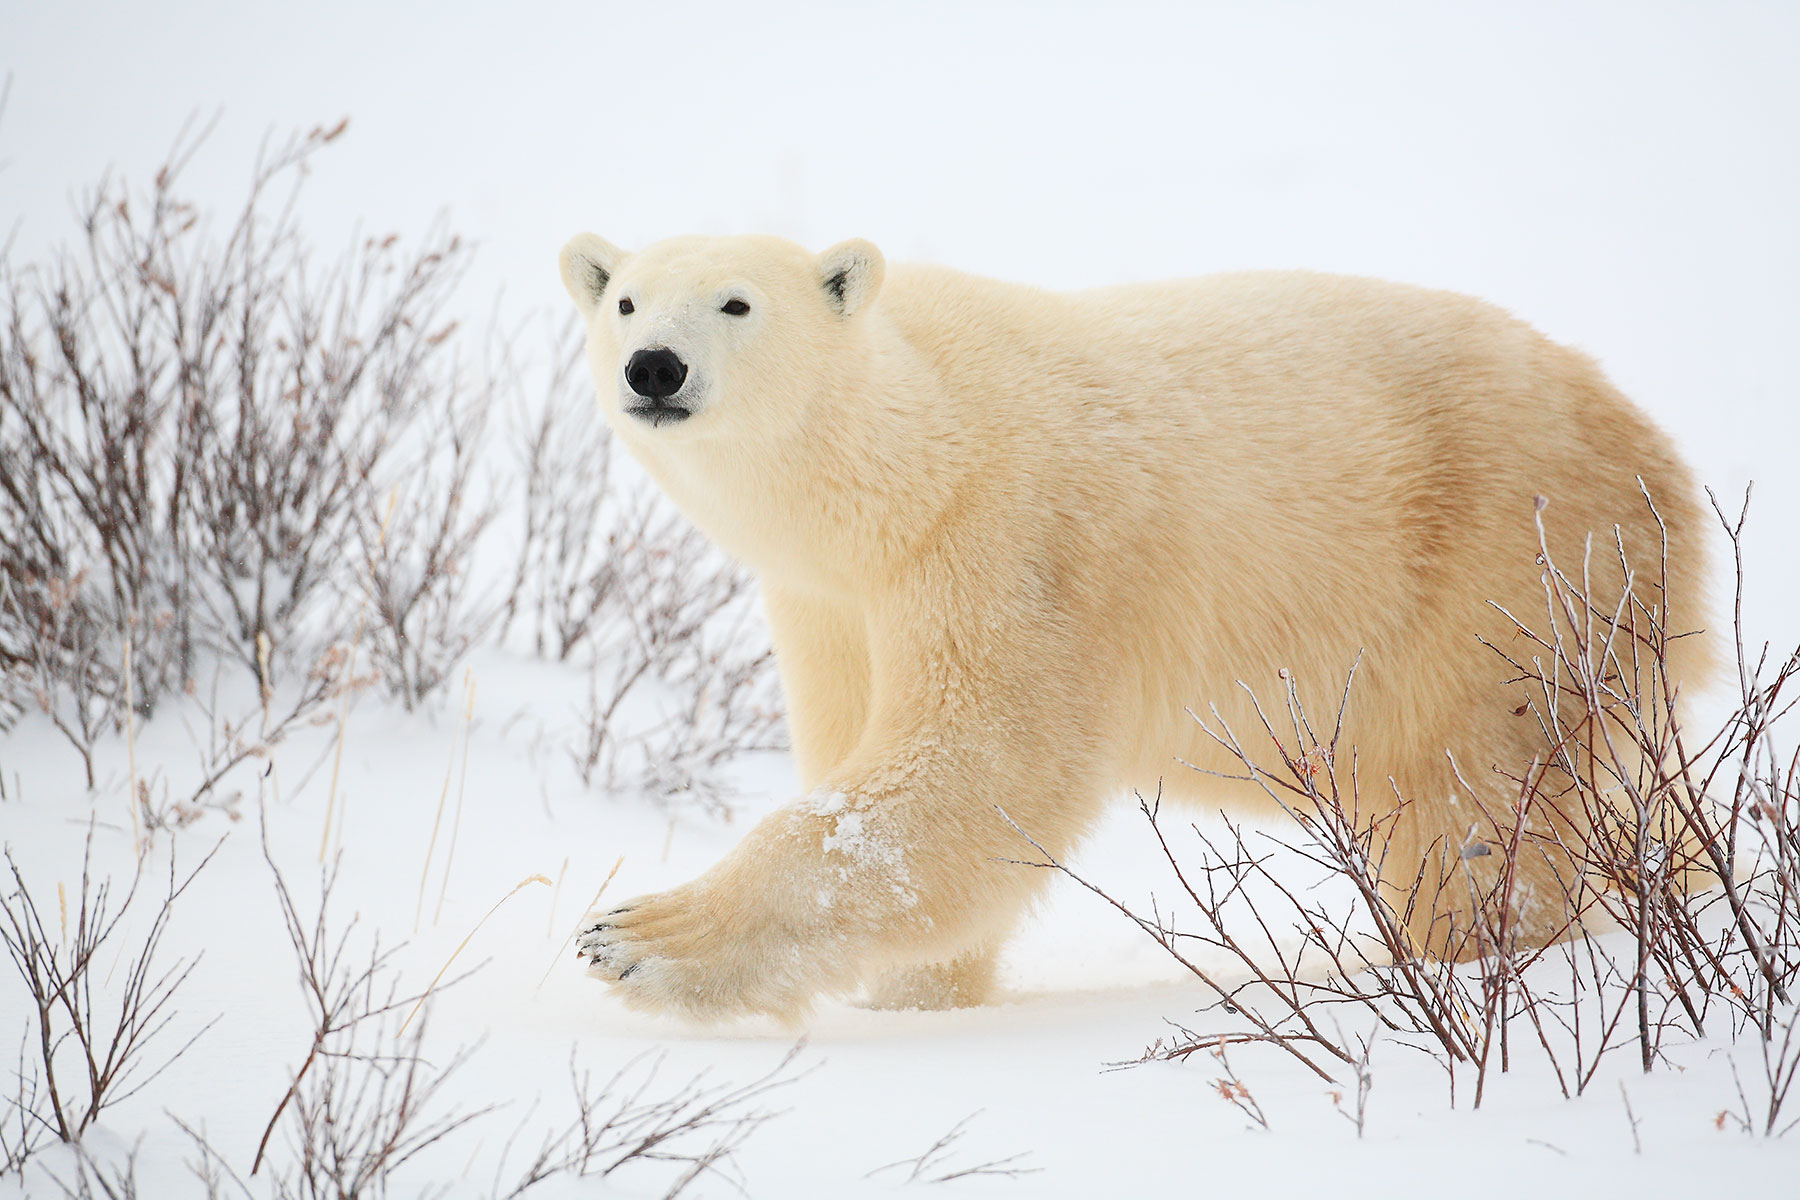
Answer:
276, 1013, 489, 1200
173, 1115, 256, 1199
249, 814, 803, 1196
1021, 486, 1798, 1120
131, 644, 356, 842
251, 826, 493, 1198
2, 1030, 46, 1174
0, 118, 500, 779
500, 324, 618, 664
38, 1140, 143, 1200
4, 115, 782, 815
1482, 484, 1799, 1106
1207, 1042, 1272, 1131
1722, 1001, 1800, 1137
865, 1110, 1041, 1185
1330, 1025, 1377, 1137
0, 573, 114, 789
494, 1042, 808, 1198
570, 505, 786, 818
354, 367, 499, 710
249, 818, 478, 1181
1003, 768, 1509, 1095
1002, 649, 1548, 1102
0, 826, 219, 1159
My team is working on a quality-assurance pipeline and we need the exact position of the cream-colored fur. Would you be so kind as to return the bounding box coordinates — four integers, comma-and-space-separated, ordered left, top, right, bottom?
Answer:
559, 233, 1710, 1023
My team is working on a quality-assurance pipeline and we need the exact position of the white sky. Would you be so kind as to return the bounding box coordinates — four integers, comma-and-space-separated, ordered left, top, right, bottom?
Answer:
5, 0, 1798, 652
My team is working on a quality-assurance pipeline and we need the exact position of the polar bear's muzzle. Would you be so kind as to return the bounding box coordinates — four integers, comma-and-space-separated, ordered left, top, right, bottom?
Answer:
624, 346, 693, 426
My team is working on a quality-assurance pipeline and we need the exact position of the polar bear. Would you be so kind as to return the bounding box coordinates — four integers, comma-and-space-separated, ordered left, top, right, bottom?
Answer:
559, 233, 1710, 1022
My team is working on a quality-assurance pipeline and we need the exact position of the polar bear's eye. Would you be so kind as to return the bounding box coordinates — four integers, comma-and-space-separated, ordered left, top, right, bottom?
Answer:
618, 297, 634, 315
721, 298, 751, 316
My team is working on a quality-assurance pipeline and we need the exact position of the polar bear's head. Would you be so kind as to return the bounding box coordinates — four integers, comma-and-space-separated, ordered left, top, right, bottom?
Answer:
558, 233, 885, 441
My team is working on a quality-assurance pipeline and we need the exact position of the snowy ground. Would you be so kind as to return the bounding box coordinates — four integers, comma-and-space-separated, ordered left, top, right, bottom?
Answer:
4, 656, 1799, 1198
5, 2, 1800, 1197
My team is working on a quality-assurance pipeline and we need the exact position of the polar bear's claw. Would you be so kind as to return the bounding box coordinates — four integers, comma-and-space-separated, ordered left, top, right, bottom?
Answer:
573, 892, 687, 1000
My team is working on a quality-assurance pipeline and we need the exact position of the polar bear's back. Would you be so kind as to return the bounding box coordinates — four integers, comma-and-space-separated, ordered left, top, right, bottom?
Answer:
883, 264, 1600, 449
877, 265, 1693, 573
878, 263, 1709, 801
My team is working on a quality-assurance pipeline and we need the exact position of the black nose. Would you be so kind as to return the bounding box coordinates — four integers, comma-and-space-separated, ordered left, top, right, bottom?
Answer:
626, 348, 688, 400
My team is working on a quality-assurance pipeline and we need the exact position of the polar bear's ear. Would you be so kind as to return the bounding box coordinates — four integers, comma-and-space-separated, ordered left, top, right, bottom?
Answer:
559, 234, 629, 315
816, 239, 884, 318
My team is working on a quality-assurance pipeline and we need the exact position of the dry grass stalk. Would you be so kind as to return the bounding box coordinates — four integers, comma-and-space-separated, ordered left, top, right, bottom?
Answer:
432, 670, 477, 927
414, 667, 473, 934
399, 873, 550, 1038
319, 494, 391, 864
537, 856, 624, 993
546, 856, 569, 940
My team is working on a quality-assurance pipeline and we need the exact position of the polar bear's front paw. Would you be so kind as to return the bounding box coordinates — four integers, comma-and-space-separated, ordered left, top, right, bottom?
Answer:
575, 904, 648, 979
575, 881, 835, 1023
